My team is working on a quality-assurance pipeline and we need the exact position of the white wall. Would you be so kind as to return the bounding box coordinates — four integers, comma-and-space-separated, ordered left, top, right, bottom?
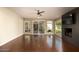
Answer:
0, 8, 23, 46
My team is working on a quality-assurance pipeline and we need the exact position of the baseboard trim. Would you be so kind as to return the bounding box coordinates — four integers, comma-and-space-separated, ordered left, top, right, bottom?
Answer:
0, 34, 24, 46
0, 34, 24, 52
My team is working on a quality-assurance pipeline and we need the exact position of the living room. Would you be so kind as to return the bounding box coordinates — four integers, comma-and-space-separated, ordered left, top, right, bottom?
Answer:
0, 7, 79, 52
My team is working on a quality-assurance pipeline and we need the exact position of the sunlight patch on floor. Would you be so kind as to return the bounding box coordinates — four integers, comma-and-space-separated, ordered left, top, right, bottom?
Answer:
46, 35, 53, 48
55, 37, 63, 52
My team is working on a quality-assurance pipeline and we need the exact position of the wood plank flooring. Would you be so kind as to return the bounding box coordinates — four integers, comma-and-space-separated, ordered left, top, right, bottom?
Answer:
0, 35, 79, 52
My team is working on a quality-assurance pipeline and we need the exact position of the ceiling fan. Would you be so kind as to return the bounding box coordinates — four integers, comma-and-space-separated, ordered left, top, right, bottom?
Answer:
35, 9, 45, 16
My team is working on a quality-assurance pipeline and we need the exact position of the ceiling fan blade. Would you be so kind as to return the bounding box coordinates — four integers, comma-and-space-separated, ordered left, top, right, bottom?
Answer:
40, 11, 45, 13
35, 9, 45, 16
39, 14, 42, 16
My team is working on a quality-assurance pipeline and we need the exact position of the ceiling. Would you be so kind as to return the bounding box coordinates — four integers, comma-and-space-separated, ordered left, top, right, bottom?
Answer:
10, 7, 76, 20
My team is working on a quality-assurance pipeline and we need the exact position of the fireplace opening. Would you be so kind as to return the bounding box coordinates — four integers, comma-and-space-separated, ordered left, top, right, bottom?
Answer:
64, 28, 72, 37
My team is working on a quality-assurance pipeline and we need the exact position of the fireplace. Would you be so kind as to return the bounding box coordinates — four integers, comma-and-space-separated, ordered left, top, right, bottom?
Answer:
64, 28, 72, 37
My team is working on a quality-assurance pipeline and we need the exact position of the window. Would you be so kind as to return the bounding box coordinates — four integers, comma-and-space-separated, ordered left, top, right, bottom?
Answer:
55, 19, 62, 36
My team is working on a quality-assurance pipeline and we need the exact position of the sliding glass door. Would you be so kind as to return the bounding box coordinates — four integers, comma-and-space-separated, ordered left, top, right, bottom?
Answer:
32, 20, 45, 34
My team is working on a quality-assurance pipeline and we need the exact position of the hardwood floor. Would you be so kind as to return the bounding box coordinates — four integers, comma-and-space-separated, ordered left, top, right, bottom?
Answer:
62, 39, 79, 52
0, 35, 79, 52
24, 35, 56, 52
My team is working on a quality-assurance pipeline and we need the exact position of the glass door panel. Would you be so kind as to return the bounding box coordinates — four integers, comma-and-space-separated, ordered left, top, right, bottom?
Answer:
33, 21, 38, 34
39, 21, 45, 33
24, 21, 31, 33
